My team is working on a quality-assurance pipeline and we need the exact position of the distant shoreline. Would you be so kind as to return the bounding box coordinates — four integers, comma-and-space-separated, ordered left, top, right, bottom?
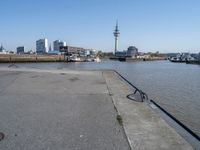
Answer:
0, 54, 167, 63
0, 54, 65, 63
109, 56, 166, 62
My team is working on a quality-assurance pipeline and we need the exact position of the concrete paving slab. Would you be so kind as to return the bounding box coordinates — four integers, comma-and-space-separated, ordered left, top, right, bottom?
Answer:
0, 70, 130, 150
0, 68, 195, 150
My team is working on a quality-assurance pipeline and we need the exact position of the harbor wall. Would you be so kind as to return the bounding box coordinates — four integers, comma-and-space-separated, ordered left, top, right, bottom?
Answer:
0, 54, 65, 63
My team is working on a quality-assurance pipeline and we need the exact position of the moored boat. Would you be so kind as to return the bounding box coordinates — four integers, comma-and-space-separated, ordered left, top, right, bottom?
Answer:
94, 57, 101, 62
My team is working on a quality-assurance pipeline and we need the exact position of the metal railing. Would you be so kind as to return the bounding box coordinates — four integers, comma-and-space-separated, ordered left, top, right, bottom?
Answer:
150, 99, 200, 142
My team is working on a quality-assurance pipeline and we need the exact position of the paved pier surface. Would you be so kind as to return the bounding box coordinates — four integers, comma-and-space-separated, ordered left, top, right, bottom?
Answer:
0, 68, 193, 150
103, 71, 193, 150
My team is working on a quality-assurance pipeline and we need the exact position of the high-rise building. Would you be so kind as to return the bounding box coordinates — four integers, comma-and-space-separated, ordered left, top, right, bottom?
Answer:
59, 41, 67, 48
49, 43, 52, 51
0, 44, 5, 52
113, 21, 120, 55
198, 52, 200, 61
53, 40, 60, 51
16, 46, 25, 54
36, 38, 48, 54
53, 40, 67, 51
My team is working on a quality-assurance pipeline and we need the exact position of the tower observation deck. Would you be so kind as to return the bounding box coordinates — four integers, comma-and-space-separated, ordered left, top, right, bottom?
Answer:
113, 21, 120, 55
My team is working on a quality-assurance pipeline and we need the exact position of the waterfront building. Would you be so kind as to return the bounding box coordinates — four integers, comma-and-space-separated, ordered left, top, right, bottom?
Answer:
53, 40, 60, 51
49, 43, 52, 52
199, 53, 200, 60
47, 50, 61, 55
16, 46, 25, 54
53, 40, 67, 51
59, 41, 67, 48
82, 49, 97, 57
84, 49, 91, 56
113, 21, 120, 55
0, 44, 9, 54
127, 46, 138, 58
60, 46, 85, 55
89, 49, 96, 57
0, 44, 5, 52
36, 38, 48, 54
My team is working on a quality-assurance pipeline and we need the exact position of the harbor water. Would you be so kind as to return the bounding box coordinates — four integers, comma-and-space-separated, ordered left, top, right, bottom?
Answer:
0, 60, 199, 137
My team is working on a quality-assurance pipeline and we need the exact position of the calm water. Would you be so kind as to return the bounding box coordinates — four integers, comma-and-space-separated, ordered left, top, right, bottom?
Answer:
0, 60, 200, 136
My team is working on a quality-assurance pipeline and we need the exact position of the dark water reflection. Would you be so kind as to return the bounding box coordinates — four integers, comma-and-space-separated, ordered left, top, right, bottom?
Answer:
0, 60, 200, 136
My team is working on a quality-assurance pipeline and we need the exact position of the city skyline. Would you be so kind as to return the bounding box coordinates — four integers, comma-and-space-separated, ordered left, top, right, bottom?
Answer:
1, 0, 200, 53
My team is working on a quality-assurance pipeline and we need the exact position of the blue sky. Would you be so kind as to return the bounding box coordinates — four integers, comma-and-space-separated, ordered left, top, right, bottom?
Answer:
0, 0, 200, 53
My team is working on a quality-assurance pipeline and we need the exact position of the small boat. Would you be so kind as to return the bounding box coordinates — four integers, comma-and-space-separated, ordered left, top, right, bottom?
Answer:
94, 57, 101, 62
70, 54, 84, 62
86, 58, 93, 62
169, 57, 185, 63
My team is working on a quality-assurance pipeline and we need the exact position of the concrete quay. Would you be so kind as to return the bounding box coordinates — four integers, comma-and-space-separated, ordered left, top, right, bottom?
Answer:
0, 68, 193, 150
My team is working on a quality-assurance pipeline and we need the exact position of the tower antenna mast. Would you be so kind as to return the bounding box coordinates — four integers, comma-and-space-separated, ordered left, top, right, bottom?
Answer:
113, 20, 120, 55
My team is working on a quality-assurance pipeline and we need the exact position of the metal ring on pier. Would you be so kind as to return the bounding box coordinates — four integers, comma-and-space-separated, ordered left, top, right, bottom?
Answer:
113, 70, 148, 102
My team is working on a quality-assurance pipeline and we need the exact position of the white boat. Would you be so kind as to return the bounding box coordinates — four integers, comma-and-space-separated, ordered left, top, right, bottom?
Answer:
94, 57, 101, 62
70, 54, 82, 62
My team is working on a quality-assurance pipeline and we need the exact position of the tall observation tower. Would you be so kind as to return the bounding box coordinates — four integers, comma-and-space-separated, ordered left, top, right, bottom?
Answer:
113, 21, 120, 55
